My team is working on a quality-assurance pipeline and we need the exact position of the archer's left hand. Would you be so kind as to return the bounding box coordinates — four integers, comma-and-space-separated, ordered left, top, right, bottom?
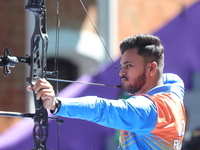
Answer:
27, 79, 57, 111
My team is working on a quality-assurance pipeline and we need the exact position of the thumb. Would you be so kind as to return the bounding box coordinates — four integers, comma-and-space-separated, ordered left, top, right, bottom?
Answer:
27, 86, 33, 92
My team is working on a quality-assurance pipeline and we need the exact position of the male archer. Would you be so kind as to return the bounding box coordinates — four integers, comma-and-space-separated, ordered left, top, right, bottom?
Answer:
28, 34, 186, 150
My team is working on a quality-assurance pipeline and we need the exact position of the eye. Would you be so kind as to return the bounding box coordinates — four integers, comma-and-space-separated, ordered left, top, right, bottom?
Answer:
120, 64, 132, 70
126, 64, 132, 67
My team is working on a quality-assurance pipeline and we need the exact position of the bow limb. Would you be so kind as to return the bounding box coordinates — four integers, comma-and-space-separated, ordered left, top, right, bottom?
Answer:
25, 1, 49, 150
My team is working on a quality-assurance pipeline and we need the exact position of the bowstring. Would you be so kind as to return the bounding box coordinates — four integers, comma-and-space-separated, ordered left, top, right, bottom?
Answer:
79, 0, 119, 74
54, 0, 65, 93
55, 0, 65, 150
79, 1, 119, 149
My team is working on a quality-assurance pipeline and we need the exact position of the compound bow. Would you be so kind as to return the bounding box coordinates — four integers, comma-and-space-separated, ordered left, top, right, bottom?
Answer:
0, 0, 58, 149
0, 0, 120, 149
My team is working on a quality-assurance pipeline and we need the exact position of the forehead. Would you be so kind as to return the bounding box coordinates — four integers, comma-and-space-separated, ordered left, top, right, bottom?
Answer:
120, 48, 144, 64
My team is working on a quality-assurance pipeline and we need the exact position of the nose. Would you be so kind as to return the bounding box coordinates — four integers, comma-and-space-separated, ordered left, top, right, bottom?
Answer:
119, 67, 126, 78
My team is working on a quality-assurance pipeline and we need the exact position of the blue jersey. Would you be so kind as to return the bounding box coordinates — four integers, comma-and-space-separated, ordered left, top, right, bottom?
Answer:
56, 73, 186, 150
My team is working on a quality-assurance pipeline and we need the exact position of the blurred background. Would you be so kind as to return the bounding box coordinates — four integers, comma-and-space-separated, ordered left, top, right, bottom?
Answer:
0, 0, 200, 149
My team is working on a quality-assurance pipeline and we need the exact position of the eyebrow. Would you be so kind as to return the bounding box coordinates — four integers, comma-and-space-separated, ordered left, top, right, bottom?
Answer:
120, 61, 132, 66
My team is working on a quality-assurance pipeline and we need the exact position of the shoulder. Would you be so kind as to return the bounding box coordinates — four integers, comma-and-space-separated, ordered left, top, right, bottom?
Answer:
162, 73, 184, 88
125, 95, 157, 111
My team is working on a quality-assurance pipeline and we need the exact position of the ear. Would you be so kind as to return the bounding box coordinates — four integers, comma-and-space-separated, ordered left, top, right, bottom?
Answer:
148, 61, 157, 77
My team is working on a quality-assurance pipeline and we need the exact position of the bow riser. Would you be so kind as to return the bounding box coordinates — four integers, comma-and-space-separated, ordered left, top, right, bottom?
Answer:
26, 1, 49, 150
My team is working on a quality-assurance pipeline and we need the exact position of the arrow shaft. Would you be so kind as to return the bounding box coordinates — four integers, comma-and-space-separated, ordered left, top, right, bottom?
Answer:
46, 78, 121, 88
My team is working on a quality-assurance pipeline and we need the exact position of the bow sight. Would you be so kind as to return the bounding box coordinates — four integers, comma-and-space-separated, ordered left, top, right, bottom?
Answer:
0, 48, 30, 76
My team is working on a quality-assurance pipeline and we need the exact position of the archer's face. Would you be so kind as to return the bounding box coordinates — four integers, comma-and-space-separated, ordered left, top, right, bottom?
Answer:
119, 48, 147, 95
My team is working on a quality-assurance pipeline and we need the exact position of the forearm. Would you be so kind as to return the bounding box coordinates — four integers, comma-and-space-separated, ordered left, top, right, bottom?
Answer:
54, 96, 157, 132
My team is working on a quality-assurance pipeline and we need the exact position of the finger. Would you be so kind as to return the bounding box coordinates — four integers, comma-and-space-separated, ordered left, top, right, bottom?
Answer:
34, 83, 51, 94
41, 94, 54, 102
34, 78, 47, 86
33, 79, 53, 93
36, 88, 55, 100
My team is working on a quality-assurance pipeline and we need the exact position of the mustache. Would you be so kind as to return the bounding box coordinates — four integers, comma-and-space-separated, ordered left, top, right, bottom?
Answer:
120, 75, 128, 80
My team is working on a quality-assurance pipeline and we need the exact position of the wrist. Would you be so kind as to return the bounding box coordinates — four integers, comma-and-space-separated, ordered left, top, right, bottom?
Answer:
50, 98, 60, 114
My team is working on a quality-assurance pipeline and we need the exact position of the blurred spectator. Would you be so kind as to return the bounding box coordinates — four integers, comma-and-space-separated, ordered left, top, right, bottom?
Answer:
182, 127, 200, 150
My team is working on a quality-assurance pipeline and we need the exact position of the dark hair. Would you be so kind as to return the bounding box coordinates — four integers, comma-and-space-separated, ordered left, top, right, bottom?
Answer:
120, 34, 164, 69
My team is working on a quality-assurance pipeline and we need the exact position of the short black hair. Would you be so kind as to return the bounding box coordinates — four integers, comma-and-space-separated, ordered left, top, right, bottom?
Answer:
120, 34, 164, 69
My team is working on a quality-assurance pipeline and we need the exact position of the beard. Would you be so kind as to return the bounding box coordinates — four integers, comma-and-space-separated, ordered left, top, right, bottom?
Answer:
122, 70, 147, 95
